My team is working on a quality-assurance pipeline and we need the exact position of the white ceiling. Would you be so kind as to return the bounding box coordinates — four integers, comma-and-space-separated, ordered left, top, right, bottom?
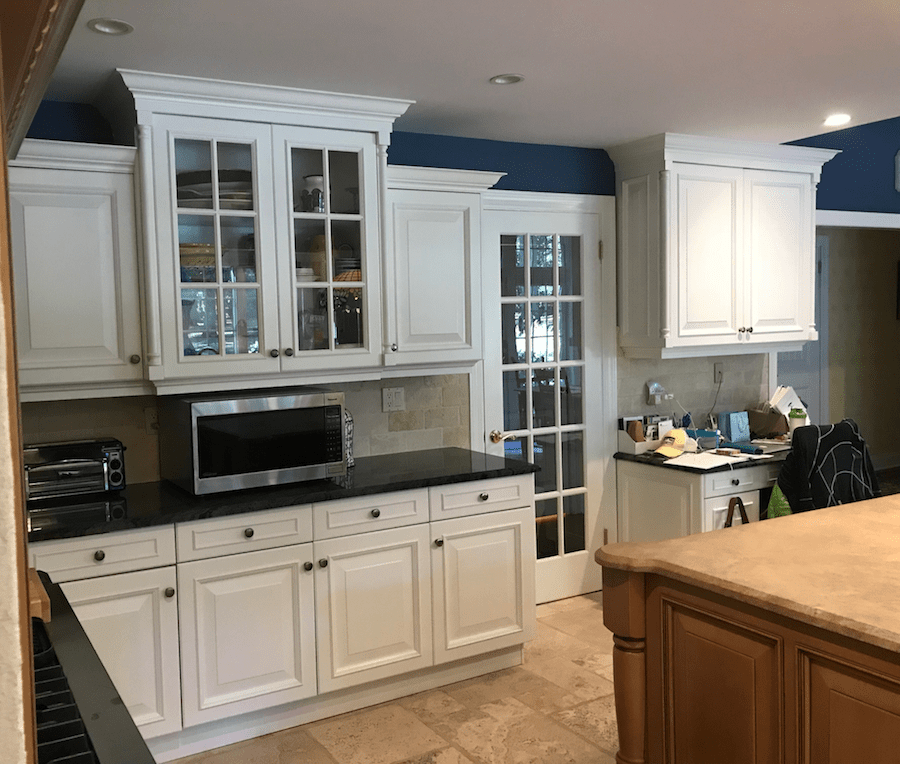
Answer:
45, 0, 900, 149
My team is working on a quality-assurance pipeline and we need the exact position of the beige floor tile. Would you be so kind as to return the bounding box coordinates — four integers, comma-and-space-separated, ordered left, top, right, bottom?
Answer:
537, 607, 615, 651
524, 655, 615, 702
524, 621, 596, 665
554, 695, 619, 756
391, 747, 475, 764
448, 697, 615, 764
174, 725, 336, 764
439, 665, 585, 713
541, 591, 603, 613
570, 650, 615, 682
305, 704, 448, 764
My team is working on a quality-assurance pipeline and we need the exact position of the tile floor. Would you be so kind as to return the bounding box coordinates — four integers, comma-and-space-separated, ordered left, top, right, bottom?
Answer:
173, 592, 619, 764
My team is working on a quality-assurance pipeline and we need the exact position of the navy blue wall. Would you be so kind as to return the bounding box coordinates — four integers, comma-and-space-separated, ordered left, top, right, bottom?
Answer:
790, 116, 900, 213
26, 101, 615, 196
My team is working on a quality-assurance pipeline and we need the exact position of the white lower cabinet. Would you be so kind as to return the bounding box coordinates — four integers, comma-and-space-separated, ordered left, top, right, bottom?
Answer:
314, 524, 433, 693
177, 543, 318, 726
60, 566, 182, 739
432, 507, 535, 664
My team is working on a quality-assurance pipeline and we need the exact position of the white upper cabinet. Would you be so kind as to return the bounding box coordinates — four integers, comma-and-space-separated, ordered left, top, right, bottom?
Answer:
9, 140, 147, 400
383, 167, 502, 366
609, 133, 838, 358
120, 70, 411, 388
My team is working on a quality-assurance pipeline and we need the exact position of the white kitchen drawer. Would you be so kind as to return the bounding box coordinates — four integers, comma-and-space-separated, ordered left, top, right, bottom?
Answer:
703, 490, 761, 532
176, 505, 313, 562
429, 475, 534, 521
312, 489, 429, 540
30, 526, 176, 583
704, 464, 779, 498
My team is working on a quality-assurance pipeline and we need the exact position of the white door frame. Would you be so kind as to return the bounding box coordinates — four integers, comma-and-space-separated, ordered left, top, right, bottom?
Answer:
478, 190, 617, 602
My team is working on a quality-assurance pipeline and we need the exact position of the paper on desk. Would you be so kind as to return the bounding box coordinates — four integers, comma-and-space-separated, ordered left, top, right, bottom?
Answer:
665, 452, 752, 469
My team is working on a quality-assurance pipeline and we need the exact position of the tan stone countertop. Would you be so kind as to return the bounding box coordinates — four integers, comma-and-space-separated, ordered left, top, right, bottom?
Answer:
596, 494, 900, 653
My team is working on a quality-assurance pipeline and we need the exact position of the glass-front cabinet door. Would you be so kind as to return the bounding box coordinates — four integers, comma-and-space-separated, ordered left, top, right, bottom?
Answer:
272, 125, 381, 372
152, 115, 281, 378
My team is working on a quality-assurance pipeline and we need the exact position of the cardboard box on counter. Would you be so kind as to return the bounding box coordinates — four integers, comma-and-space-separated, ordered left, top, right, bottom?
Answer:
747, 409, 788, 438
617, 429, 662, 455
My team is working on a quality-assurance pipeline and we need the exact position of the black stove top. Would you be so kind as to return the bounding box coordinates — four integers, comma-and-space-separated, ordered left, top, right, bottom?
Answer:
33, 573, 155, 764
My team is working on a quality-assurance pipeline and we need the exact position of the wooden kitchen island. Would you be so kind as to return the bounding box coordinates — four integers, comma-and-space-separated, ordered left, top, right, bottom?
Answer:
596, 495, 900, 764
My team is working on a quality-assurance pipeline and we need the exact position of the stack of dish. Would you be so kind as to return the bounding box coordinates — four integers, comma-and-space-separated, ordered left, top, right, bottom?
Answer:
176, 170, 253, 210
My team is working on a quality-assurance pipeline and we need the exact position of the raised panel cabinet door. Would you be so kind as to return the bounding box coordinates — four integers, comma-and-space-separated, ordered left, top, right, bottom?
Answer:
385, 190, 481, 365
61, 566, 182, 739
616, 460, 699, 542
800, 649, 900, 764
9, 165, 144, 389
431, 506, 535, 665
314, 524, 433, 693
744, 169, 814, 343
177, 543, 317, 727
671, 164, 743, 345
652, 594, 783, 764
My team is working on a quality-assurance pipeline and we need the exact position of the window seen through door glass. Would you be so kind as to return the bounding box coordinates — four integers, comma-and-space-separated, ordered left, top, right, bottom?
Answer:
530, 236, 554, 296
558, 236, 581, 295
500, 235, 525, 297
530, 302, 555, 362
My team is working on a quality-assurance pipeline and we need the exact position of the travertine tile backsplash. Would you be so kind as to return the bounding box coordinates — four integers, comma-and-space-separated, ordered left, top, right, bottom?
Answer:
21, 374, 471, 484
617, 353, 770, 428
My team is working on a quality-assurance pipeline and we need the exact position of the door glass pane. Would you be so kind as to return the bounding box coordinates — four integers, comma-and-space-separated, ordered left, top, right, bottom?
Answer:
500, 235, 525, 296
531, 302, 555, 362
175, 139, 213, 210
501, 303, 526, 364
502, 370, 527, 430
332, 220, 361, 279
502, 436, 526, 462
561, 367, 583, 426
222, 288, 259, 355
290, 148, 325, 212
216, 143, 254, 211
558, 236, 581, 295
533, 434, 557, 493
178, 215, 216, 283
530, 235, 554, 296
297, 288, 329, 351
334, 288, 363, 347
536, 498, 558, 559
181, 288, 219, 355
563, 494, 586, 553
562, 432, 584, 489
532, 369, 556, 428
220, 217, 257, 283
294, 219, 328, 281
328, 151, 361, 214
559, 302, 582, 361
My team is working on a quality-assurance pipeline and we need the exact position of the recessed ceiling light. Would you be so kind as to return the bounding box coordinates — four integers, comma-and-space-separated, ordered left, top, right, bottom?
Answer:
823, 113, 851, 127
489, 73, 525, 85
87, 17, 134, 35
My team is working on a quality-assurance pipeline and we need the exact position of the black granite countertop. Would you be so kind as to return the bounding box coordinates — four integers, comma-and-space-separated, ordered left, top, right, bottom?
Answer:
614, 450, 787, 474
27, 448, 538, 543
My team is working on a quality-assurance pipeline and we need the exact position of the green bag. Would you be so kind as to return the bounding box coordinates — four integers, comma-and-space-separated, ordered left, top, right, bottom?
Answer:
767, 484, 792, 518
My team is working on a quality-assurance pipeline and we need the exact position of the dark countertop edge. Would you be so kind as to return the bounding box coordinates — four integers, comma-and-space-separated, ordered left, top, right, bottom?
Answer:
28, 448, 538, 543
614, 450, 785, 473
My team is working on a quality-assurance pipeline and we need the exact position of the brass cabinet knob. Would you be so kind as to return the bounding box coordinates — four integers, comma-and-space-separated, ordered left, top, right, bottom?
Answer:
164, 587, 175, 598
371, 508, 381, 518
303, 562, 313, 572
319, 559, 328, 568
435, 538, 444, 547
93, 550, 105, 562
130, 354, 141, 364
284, 348, 294, 356
479, 493, 489, 501
244, 528, 254, 538
269, 349, 280, 358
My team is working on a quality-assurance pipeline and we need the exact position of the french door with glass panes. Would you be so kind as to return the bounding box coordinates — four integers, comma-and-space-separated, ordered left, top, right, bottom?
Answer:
481, 205, 616, 603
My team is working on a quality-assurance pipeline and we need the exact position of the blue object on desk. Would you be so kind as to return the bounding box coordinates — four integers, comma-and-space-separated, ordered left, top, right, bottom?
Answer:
719, 441, 763, 455
686, 429, 720, 449
719, 411, 750, 443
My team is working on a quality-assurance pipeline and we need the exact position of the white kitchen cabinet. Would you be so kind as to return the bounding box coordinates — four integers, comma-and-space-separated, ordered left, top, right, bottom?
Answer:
8, 139, 147, 400
177, 543, 318, 726
314, 523, 433, 693
121, 69, 411, 387
616, 458, 781, 542
431, 506, 535, 664
609, 133, 838, 358
383, 167, 502, 366
61, 566, 182, 738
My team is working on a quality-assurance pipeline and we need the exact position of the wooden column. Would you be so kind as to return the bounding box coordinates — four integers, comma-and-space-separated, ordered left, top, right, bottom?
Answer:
601, 566, 647, 764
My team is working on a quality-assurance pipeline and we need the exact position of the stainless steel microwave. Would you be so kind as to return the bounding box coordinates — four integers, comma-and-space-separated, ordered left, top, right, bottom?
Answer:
158, 387, 345, 495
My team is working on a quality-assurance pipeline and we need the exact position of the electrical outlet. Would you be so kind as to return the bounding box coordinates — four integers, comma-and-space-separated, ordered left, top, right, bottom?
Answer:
382, 387, 406, 412
714, 363, 724, 384
144, 407, 159, 433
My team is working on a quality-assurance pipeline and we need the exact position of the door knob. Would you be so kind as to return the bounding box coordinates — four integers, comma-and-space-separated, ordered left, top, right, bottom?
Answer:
489, 430, 515, 444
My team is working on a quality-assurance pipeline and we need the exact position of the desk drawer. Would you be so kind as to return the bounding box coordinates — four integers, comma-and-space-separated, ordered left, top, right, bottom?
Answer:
176, 505, 313, 562
30, 526, 176, 582
704, 464, 779, 498
313, 489, 429, 539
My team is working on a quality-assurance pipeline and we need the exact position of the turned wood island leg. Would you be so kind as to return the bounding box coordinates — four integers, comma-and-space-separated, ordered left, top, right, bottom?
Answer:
602, 566, 647, 764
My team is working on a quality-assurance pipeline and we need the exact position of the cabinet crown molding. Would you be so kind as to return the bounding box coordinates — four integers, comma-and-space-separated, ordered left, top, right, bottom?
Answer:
386, 166, 505, 192
11, 139, 136, 174
608, 132, 840, 178
117, 69, 413, 139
